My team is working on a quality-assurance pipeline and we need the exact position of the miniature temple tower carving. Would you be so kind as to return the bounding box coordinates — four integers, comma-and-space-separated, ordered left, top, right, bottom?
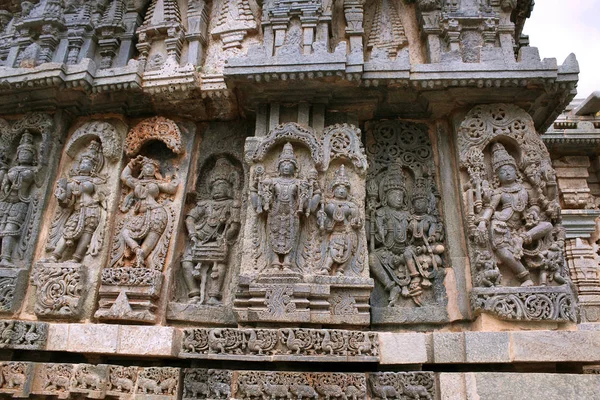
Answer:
458, 104, 576, 322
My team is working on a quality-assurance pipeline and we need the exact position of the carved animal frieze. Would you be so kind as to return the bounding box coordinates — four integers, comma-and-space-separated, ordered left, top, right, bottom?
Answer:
369, 372, 435, 400
183, 368, 232, 400
180, 328, 379, 360
0, 320, 47, 349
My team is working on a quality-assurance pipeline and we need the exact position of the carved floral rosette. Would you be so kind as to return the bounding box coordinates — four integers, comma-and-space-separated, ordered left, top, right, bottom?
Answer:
30, 120, 126, 320
235, 122, 373, 326
94, 117, 193, 324
365, 120, 449, 325
457, 104, 577, 322
168, 122, 247, 325
0, 113, 59, 315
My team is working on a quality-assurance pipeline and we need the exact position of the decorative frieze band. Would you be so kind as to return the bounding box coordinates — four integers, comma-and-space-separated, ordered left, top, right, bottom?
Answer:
180, 328, 379, 361
0, 320, 47, 350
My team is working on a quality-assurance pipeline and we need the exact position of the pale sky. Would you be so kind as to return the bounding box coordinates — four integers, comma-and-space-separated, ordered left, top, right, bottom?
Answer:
524, 0, 600, 99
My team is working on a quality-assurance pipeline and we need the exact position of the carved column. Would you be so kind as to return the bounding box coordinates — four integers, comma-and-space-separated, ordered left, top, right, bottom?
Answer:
94, 117, 195, 323
234, 122, 373, 326
27, 120, 127, 320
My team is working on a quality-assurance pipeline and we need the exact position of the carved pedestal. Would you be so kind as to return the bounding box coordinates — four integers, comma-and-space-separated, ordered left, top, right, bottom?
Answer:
31, 262, 84, 319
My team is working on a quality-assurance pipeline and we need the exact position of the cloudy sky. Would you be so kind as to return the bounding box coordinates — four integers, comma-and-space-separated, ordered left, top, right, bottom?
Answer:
524, 0, 600, 99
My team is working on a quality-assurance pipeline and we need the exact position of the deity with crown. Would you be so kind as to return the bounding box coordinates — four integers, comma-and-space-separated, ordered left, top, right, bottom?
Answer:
182, 157, 241, 305
474, 142, 564, 286
251, 142, 320, 271
368, 163, 426, 306
317, 165, 362, 276
44, 140, 107, 263
0, 131, 39, 267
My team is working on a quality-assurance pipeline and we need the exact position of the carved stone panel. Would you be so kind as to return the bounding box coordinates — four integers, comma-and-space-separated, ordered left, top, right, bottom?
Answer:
234, 122, 373, 326
457, 104, 577, 322
28, 119, 126, 320
168, 122, 247, 325
366, 120, 449, 325
0, 113, 60, 315
368, 372, 435, 400
0, 320, 47, 349
94, 117, 195, 324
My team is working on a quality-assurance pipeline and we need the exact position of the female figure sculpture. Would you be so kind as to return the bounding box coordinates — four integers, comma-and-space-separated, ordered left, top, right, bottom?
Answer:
115, 155, 179, 269
317, 165, 361, 276
475, 143, 554, 286
45, 140, 106, 263
0, 131, 38, 267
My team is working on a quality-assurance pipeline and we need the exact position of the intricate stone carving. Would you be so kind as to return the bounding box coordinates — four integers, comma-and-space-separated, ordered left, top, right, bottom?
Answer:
236, 122, 372, 326
0, 320, 47, 349
182, 157, 241, 305
369, 372, 435, 400
458, 104, 577, 321
96, 117, 190, 323
366, 0, 408, 60
136, 367, 180, 396
30, 263, 84, 318
0, 362, 33, 397
183, 368, 232, 400
39, 363, 73, 396
107, 365, 138, 396
71, 364, 108, 397
366, 120, 448, 325
211, 0, 258, 49
180, 327, 379, 361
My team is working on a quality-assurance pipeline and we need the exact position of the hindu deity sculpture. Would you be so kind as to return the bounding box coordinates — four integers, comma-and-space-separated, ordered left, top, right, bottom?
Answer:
0, 131, 38, 267
368, 164, 424, 306
112, 155, 179, 269
182, 157, 241, 305
474, 142, 561, 286
317, 165, 362, 276
252, 142, 320, 271
44, 140, 106, 263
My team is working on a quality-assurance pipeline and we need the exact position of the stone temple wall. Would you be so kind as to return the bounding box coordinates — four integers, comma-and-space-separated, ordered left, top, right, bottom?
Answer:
0, 0, 595, 399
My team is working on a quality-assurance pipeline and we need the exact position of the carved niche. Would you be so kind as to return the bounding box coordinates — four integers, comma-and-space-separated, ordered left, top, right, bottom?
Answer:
0, 114, 59, 315
94, 116, 194, 323
30, 120, 126, 319
168, 122, 247, 325
458, 104, 577, 322
234, 122, 373, 326
366, 120, 449, 325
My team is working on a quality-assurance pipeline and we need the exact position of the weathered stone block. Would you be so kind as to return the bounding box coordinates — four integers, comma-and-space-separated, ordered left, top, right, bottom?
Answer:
118, 326, 179, 357
464, 332, 510, 363
433, 332, 466, 363
378, 332, 429, 364
67, 324, 119, 354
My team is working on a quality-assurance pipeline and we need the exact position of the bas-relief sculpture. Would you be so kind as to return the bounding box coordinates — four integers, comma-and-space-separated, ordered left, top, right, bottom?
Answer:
30, 120, 125, 319
458, 104, 576, 322
235, 122, 372, 326
94, 116, 194, 324
0, 114, 58, 315
366, 120, 449, 325
168, 123, 246, 325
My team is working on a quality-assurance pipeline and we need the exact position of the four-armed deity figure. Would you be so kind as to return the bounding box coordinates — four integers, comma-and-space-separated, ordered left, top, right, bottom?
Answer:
475, 142, 556, 286
182, 157, 241, 305
368, 165, 425, 306
0, 131, 38, 267
45, 140, 106, 263
115, 155, 179, 269
317, 165, 361, 276
252, 142, 320, 271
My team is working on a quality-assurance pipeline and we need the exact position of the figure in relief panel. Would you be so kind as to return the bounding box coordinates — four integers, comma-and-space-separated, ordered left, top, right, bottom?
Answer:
114, 155, 179, 269
317, 165, 362, 276
0, 131, 38, 267
182, 157, 241, 305
252, 142, 320, 272
44, 141, 106, 263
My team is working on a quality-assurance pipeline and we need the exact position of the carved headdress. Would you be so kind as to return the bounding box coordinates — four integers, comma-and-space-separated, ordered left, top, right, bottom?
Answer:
491, 142, 517, 172
208, 157, 237, 187
277, 142, 298, 170
380, 163, 406, 194
16, 130, 36, 162
330, 164, 351, 191
412, 177, 429, 202
77, 140, 104, 174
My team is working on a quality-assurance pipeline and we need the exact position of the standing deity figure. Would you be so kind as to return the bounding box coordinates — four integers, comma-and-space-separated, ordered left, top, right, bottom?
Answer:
0, 131, 38, 267
252, 142, 320, 271
116, 155, 179, 268
368, 165, 423, 306
317, 165, 361, 276
45, 140, 106, 263
405, 178, 445, 291
475, 143, 556, 286
182, 157, 241, 305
